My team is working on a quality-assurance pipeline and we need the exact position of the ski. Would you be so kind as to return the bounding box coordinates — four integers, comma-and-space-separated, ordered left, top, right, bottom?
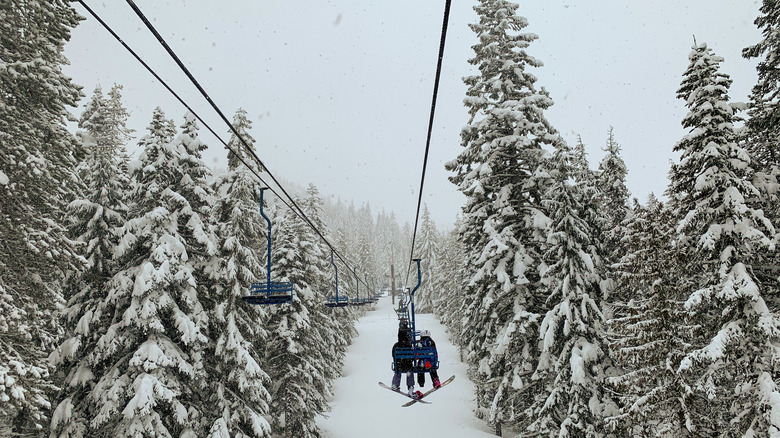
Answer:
378, 382, 431, 404
401, 375, 455, 407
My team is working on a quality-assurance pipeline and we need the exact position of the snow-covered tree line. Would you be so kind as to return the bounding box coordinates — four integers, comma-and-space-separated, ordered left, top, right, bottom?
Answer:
0, 2, 397, 435
321, 199, 414, 301
429, 0, 780, 437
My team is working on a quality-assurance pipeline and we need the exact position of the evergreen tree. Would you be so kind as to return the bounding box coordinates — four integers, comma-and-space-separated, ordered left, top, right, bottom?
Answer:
414, 205, 438, 314
596, 127, 630, 253
445, 0, 557, 429
69, 109, 211, 437
743, 0, 780, 178
571, 135, 599, 190
75, 84, 132, 195
571, 135, 609, 305
431, 224, 466, 329
50, 88, 131, 438
596, 127, 630, 307
0, 0, 83, 432
743, 0, 780, 301
105, 85, 134, 182
206, 161, 272, 437
264, 202, 330, 438
302, 184, 353, 385
384, 212, 405, 298
523, 143, 616, 437
78, 86, 109, 151
607, 198, 694, 436
373, 210, 395, 290
354, 203, 376, 289
669, 42, 779, 436
227, 108, 260, 172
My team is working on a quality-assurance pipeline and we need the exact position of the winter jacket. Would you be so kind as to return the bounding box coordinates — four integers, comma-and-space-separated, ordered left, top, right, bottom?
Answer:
418, 336, 438, 367
392, 329, 413, 372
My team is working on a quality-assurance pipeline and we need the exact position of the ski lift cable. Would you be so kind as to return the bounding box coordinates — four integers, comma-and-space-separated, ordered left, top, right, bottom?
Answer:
73, 1, 288, 207
121, 0, 356, 277
404, 0, 452, 286
76, 0, 372, 292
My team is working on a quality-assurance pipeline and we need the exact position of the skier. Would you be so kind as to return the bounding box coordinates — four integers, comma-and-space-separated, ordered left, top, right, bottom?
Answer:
416, 329, 441, 389
392, 325, 423, 399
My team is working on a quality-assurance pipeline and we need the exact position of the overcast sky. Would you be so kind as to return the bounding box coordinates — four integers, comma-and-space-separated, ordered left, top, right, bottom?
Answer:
63, 0, 763, 229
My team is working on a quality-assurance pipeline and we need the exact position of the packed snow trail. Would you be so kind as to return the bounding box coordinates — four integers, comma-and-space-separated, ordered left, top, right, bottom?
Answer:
316, 296, 496, 437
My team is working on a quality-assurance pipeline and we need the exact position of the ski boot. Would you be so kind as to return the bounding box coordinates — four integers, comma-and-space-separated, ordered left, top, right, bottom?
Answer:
433, 378, 441, 389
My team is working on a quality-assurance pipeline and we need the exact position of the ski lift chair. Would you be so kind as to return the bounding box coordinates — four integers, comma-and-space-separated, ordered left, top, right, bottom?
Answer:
391, 259, 439, 373
242, 188, 293, 305
325, 250, 349, 308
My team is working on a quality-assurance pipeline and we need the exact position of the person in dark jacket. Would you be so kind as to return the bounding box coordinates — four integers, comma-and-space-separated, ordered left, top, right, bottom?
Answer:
391, 326, 422, 398
416, 329, 441, 388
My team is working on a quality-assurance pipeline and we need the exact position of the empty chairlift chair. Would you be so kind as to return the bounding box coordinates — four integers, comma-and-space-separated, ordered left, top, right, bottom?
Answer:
395, 291, 410, 326
325, 250, 349, 308
366, 275, 379, 303
242, 188, 294, 305
349, 268, 367, 306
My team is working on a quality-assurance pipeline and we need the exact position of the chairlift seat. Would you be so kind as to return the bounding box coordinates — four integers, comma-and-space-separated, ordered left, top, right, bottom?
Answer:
349, 298, 367, 306
392, 345, 439, 373
325, 296, 349, 308
242, 281, 294, 305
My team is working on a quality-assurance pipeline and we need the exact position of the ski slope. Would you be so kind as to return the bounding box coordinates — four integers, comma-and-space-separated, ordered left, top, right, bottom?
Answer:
316, 296, 496, 437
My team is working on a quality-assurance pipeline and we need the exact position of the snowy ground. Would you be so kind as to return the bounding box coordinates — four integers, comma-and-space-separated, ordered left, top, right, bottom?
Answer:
315, 296, 497, 437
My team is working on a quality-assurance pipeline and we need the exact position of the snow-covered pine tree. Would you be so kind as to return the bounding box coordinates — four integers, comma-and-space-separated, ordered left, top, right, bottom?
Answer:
301, 184, 354, 385
571, 135, 598, 185
50, 86, 132, 438
743, 1, 780, 302
383, 212, 406, 298
74, 84, 132, 200
414, 205, 438, 314
596, 127, 630, 259
595, 127, 631, 310
373, 210, 400, 292
607, 197, 695, 437
332, 225, 357, 298
430, 223, 466, 329
0, 0, 83, 432
227, 108, 261, 173
743, 0, 780, 184
171, 112, 216, 260
105, 85, 134, 185
354, 203, 377, 290
445, 0, 557, 429
134, 107, 176, 167
263, 200, 330, 438
331, 203, 365, 302
77, 108, 214, 437
206, 152, 273, 437
669, 42, 779, 436
522, 142, 616, 437
77, 85, 108, 152
570, 135, 609, 307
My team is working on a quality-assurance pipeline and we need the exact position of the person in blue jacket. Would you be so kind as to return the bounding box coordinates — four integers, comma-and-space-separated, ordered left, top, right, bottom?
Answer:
416, 329, 441, 388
